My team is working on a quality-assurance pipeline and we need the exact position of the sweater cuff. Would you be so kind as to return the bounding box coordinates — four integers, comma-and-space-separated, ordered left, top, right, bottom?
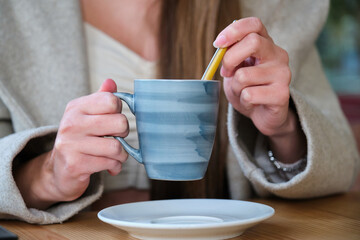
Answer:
254, 134, 307, 183
0, 126, 103, 224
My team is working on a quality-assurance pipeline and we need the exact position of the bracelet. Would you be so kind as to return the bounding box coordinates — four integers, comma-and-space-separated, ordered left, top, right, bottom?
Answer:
267, 150, 307, 173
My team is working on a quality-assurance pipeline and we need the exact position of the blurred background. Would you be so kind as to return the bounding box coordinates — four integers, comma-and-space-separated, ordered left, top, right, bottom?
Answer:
317, 0, 360, 190
316, 0, 360, 125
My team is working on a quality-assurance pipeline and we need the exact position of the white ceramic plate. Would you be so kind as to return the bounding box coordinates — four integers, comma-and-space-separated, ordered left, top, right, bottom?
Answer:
98, 199, 274, 240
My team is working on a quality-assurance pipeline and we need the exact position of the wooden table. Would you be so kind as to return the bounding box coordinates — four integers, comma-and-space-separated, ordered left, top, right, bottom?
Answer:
1, 191, 359, 240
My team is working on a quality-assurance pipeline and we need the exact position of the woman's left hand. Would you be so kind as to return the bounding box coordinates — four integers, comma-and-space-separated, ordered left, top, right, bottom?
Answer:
215, 17, 292, 137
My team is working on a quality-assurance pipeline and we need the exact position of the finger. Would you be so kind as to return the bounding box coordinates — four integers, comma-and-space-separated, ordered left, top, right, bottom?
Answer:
107, 163, 122, 176
214, 17, 272, 48
66, 92, 122, 115
66, 154, 124, 177
221, 33, 275, 77
227, 65, 271, 96
223, 76, 239, 104
99, 79, 118, 92
227, 64, 291, 96
82, 113, 129, 137
241, 84, 290, 107
239, 88, 254, 111
61, 136, 129, 162
223, 77, 252, 116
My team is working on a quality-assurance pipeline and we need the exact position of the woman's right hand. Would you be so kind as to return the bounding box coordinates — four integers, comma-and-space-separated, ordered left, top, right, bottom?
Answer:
15, 79, 129, 209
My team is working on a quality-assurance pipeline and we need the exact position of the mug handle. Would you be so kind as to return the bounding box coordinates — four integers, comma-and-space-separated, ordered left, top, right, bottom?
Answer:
112, 92, 143, 164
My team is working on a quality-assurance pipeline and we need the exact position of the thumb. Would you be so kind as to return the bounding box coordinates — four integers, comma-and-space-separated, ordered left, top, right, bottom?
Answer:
98, 79, 117, 92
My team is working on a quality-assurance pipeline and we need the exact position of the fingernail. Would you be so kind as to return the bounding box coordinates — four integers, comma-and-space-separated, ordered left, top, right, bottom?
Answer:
242, 90, 251, 101
220, 67, 226, 77
213, 35, 227, 48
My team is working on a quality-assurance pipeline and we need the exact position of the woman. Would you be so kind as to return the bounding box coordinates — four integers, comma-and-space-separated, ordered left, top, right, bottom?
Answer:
0, 0, 358, 224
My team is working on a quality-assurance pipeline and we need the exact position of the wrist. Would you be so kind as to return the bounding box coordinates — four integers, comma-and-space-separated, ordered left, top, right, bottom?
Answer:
14, 151, 58, 210
267, 149, 307, 180
267, 109, 307, 164
268, 109, 298, 138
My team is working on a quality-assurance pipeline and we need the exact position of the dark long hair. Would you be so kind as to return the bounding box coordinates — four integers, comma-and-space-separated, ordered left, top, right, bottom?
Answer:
151, 0, 241, 199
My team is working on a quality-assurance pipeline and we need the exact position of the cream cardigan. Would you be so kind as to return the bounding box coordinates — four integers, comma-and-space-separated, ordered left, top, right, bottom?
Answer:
0, 0, 358, 224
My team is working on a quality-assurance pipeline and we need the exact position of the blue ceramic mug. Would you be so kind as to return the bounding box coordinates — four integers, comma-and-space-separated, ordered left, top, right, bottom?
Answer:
113, 79, 220, 181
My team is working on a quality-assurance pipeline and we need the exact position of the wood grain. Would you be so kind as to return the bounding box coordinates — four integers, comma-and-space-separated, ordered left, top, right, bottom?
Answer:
1, 192, 359, 240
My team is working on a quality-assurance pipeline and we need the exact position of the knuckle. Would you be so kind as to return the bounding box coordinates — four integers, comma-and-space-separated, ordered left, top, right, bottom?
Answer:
118, 114, 129, 135
59, 117, 77, 135
247, 33, 261, 52
222, 52, 239, 70
91, 115, 102, 126
111, 160, 121, 170
249, 17, 263, 32
222, 53, 233, 69
228, 81, 239, 97
109, 139, 122, 155
236, 68, 250, 84
120, 149, 129, 162
242, 88, 252, 103
269, 107, 282, 116
65, 99, 77, 113
279, 48, 290, 64
109, 161, 122, 175
281, 67, 292, 84
277, 87, 290, 106
63, 158, 78, 175
104, 93, 120, 113
54, 136, 67, 151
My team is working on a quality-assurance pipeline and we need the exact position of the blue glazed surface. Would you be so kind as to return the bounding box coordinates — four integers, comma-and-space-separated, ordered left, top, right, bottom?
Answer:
116, 79, 220, 181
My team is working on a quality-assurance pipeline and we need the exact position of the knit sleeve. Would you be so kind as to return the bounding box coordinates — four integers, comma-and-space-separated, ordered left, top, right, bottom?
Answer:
0, 126, 103, 224
227, 0, 359, 198
228, 46, 359, 199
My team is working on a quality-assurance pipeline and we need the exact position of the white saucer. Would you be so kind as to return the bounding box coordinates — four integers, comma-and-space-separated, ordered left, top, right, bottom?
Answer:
98, 199, 274, 240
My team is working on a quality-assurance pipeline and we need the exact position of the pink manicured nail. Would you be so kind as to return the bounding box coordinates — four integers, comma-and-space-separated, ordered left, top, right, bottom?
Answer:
213, 35, 227, 48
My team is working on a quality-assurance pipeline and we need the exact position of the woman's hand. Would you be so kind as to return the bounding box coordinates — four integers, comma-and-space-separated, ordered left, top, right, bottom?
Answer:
15, 79, 129, 209
215, 18, 306, 163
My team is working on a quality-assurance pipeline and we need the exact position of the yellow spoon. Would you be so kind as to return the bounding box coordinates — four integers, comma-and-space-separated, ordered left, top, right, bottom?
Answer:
201, 20, 238, 81
201, 47, 227, 80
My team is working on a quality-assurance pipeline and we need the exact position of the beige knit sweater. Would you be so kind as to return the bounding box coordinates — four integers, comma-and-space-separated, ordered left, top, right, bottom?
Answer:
0, 0, 358, 224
